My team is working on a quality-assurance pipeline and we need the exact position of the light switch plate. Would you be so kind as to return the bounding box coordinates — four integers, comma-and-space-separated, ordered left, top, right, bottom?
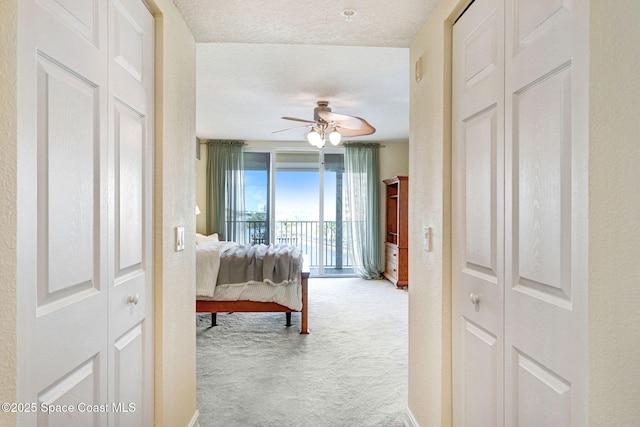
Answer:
175, 226, 185, 251
423, 225, 432, 252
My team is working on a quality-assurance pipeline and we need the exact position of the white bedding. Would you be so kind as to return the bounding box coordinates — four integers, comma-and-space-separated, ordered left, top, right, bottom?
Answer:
195, 240, 238, 297
198, 280, 303, 312
195, 240, 303, 311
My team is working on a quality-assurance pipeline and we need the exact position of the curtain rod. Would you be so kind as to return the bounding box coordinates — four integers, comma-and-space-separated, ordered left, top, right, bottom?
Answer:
198, 140, 387, 147
199, 141, 246, 148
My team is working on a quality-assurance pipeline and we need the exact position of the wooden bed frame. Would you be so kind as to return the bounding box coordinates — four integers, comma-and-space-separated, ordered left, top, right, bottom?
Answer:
196, 266, 310, 334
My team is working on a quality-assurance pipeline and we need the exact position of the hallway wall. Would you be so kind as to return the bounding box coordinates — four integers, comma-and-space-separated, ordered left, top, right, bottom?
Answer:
148, 0, 199, 425
0, 2, 18, 425
588, 1, 640, 424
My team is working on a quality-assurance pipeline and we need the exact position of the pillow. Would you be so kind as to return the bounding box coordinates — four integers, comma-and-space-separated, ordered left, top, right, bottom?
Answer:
196, 233, 219, 245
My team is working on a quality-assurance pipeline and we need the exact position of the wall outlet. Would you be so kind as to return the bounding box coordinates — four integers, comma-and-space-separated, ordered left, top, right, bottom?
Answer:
175, 226, 185, 251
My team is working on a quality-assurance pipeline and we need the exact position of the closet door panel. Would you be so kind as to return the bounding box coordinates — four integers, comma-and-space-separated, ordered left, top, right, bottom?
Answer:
512, 350, 572, 427
464, 108, 498, 274
107, 0, 155, 424
452, 0, 505, 424
513, 66, 572, 302
505, 0, 588, 425
17, 1, 109, 424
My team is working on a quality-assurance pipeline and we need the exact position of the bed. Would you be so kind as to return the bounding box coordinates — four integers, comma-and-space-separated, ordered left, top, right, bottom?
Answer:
195, 234, 310, 334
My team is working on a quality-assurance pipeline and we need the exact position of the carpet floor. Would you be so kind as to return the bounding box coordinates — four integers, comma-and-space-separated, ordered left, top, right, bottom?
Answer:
196, 277, 408, 427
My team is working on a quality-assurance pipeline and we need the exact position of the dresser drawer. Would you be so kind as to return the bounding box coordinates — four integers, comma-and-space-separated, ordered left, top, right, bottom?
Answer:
385, 243, 399, 264
384, 243, 407, 287
384, 243, 399, 284
385, 260, 399, 280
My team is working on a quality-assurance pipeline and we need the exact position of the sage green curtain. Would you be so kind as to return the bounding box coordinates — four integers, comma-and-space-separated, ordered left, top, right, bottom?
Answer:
206, 140, 246, 243
344, 142, 382, 279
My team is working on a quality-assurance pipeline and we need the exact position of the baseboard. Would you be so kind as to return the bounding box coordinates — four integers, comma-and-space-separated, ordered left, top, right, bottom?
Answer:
188, 409, 200, 427
404, 406, 419, 427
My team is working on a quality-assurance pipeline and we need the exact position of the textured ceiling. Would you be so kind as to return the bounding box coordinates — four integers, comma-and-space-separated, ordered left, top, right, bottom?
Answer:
173, 0, 439, 143
174, 0, 435, 47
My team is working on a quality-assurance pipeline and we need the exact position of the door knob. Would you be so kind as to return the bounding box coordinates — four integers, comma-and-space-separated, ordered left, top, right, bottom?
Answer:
127, 294, 140, 305
469, 293, 480, 305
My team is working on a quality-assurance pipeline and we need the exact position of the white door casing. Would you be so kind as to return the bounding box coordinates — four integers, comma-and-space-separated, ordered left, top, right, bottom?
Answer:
16, 0, 154, 425
452, 0, 505, 425
452, 0, 588, 425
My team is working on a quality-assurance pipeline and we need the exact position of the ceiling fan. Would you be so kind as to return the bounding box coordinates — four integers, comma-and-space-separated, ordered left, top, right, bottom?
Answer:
273, 101, 376, 148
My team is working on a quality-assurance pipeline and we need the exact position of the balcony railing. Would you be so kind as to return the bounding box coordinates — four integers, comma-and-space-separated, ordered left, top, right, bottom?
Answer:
240, 220, 353, 271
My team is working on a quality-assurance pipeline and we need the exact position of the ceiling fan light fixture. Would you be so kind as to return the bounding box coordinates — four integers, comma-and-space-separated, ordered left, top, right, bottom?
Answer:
329, 130, 342, 146
277, 100, 374, 147
307, 130, 324, 147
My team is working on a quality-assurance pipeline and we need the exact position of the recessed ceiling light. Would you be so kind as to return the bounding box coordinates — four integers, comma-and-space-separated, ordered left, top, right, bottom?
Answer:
341, 9, 356, 22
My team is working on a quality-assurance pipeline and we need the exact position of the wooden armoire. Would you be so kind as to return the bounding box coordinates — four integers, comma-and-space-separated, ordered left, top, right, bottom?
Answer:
383, 176, 408, 288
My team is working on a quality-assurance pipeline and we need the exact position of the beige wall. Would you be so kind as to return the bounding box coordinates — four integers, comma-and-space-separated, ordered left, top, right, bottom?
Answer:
408, 1, 640, 426
379, 141, 410, 179
378, 141, 409, 268
148, 1, 198, 425
408, 0, 467, 425
588, 1, 640, 424
0, 1, 18, 426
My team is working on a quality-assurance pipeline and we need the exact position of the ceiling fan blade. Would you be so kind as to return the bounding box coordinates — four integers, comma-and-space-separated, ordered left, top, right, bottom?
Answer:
281, 116, 316, 124
336, 117, 376, 137
271, 123, 313, 134
279, 102, 374, 140
317, 110, 363, 129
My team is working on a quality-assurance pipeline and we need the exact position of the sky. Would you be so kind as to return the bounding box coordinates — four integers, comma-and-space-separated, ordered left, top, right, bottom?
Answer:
244, 169, 338, 221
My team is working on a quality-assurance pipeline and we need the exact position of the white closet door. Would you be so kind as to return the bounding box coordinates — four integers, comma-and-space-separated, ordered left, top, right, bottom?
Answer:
17, 1, 110, 424
504, 0, 588, 425
107, 0, 154, 426
17, 0, 154, 425
452, 0, 505, 425
454, 0, 588, 425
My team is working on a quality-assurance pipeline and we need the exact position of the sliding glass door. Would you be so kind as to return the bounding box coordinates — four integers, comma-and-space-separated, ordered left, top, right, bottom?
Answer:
243, 149, 353, 276
243, 152, 270, 244
274, 152, 320, 271
322, 153, 351, 275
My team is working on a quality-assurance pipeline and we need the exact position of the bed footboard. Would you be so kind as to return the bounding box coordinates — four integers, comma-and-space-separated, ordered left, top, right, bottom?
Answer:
196, 270, 310, 334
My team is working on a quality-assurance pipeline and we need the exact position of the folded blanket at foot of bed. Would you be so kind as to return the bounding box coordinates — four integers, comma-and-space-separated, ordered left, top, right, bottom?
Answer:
196, 242, 303, 311
217, 243, 302, 287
